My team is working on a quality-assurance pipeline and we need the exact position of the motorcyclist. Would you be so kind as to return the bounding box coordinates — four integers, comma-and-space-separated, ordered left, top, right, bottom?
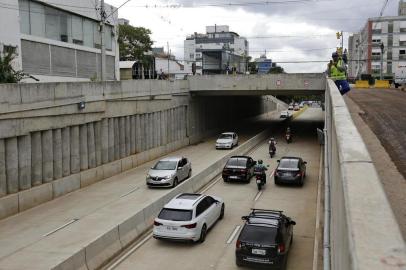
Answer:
269, 137, 276, 152
254, 159, 268, 183
286, 127, 291, 135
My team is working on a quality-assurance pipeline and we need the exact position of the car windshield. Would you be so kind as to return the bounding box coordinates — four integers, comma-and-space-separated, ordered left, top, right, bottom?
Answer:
158, 208, 193, 221
226, 158, 247, 167
153, 161, 177, 170
279, 159, 299, 169
239, 224, 277, 245
219, 134, 232, 139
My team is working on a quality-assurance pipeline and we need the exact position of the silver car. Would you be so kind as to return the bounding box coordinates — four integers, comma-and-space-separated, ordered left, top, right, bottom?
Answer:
216, 132, 238, 149
146, 157, 192, 188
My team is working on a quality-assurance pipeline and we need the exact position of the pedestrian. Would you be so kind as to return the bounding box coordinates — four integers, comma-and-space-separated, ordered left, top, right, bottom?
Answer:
328, 51, 351, 95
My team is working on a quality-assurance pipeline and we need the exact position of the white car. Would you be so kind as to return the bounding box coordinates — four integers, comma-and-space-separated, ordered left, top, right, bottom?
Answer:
153, 193, 225, 243
146, 157, 192, 188
280, 111, 290, 119
288, 105, 294, 110
216, 132, 238, 149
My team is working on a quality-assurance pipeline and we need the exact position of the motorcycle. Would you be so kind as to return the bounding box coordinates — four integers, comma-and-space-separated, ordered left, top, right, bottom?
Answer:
285, 133, 292, 143
255, 173, 266, 190
269, 145, 276, 158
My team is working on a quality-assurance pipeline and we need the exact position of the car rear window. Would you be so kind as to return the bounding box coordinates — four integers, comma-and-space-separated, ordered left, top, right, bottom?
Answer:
158, 208, 193, 221
226, 158, 247, 167
153, 161, 177, 170
239, 224, 277, 245
279, 159, 299, 169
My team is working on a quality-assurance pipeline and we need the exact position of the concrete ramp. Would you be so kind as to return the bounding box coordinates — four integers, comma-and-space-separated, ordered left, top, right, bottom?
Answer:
188, 73, 326, 96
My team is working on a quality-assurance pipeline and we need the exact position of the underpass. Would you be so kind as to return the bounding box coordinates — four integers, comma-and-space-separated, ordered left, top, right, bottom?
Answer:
106, 108, 323, 270
0, 109, 285, 269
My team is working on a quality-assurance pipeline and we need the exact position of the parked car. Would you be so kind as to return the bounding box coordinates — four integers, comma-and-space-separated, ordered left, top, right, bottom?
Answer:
274, 157, 307, 186
288, 105, 294, 110
216, 132, 238, 149
299, 103, 304, 108
279, 111, 290, 119
235, 209, 296, 269
293, 105, 300, 111
222, 156, 256, 183
153, 193, 225, 243
146, 156, 192, 188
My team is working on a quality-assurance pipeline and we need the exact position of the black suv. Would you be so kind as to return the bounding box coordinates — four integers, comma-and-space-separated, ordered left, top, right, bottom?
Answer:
222, 156, 256, 183
235, 209, 296, 269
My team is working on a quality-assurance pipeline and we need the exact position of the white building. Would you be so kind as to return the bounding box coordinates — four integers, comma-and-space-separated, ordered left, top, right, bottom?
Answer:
0, 0, 119, 82
184, 25, 249, 74
348, 0, 406, 79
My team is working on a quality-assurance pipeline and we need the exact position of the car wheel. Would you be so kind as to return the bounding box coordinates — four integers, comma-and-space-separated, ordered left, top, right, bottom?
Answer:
172, 177, 178, 188
236, 258, 243, 267
219, 204, 225, 220
299, 177, 304, 187
198, 224, 207, 243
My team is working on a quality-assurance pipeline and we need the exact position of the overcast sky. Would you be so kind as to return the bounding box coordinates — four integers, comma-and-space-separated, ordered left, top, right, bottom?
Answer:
107, 0, 399, 72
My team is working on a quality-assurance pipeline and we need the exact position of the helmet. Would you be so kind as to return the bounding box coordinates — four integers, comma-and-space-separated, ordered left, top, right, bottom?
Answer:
270, 137, 275, 141
332, 52, 339, 58
258, 159, 263, 164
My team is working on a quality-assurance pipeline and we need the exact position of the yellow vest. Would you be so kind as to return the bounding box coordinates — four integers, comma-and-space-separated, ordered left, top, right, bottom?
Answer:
330, 59, 346, 80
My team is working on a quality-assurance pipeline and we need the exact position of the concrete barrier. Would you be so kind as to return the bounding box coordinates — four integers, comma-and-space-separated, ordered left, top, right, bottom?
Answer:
325, 79, 406, 269
374, 80, 391, 88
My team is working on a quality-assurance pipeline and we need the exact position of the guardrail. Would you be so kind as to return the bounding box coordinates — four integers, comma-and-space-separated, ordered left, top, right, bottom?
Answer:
324, 79, 406, 269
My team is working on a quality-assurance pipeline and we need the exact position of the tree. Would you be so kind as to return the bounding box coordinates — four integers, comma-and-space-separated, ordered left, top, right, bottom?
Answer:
268, 66, 285, 74
118, 24, 153, 64
248, 62, 258, 74
0, 51, 25, 83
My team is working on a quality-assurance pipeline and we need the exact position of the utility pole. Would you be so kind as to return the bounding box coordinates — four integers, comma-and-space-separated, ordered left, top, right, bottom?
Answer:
380, 42, 384, 80
100, 0, 106, 81
341, 31, 344, 50
167, 42, 170, 79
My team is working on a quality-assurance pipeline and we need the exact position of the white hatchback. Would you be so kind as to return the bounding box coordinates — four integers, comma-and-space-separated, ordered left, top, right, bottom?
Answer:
153, 193, 225, 243
216, 132, 238, 149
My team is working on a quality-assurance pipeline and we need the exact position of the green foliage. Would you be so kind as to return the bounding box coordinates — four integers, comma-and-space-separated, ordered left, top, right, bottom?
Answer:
118, 24, 153, 64
248, 62, 258, 74
0, 51, 25, 83
268, 66, 285, 74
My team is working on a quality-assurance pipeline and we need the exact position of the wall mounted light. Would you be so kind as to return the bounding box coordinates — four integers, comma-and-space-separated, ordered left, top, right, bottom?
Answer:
78, 101, 85, 110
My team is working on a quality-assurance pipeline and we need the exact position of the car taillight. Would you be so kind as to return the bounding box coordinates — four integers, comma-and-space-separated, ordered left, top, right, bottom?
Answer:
154, 221, 162, 226
240, 169, 247, 173
277, 243, 285, 254
236, 240, 241, 249
181, 223, 197, 229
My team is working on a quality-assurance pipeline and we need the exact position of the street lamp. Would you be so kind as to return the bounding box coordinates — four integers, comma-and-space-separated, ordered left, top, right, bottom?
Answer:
380, 42, 385, 80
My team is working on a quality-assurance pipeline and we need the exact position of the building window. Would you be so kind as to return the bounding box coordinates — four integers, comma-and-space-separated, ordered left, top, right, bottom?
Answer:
190, 53, 194, 59
400, 50, 405, 55
3, 45, 17, 55
372, 39, 381, 43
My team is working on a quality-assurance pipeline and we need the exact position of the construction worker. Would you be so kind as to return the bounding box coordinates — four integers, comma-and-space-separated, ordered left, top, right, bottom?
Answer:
328, 51, 351, 95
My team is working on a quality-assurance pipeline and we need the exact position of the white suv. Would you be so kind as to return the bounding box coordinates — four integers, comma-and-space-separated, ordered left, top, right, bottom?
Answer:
153, 193, 225, 243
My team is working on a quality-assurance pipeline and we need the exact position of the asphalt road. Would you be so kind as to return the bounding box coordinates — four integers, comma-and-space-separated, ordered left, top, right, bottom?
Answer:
0, 112, 284, 269
108, 108, 324, 270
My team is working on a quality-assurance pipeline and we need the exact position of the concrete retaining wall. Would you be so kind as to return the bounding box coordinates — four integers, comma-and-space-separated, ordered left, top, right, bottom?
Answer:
0, 80, 278, 219
51, 117, 275, 270
325, 79, 406, 269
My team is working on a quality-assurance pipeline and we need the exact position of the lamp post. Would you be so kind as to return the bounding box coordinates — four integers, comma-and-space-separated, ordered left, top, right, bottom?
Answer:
380, 42, 385, 80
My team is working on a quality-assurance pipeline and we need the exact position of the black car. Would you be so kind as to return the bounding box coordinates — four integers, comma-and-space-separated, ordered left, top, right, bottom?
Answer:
274, 157, 307, 186
235, 209, 296, 269
222, 156, 256, 183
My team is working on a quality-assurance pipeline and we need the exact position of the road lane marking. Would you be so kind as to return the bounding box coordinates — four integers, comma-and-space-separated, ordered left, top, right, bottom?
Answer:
226, 225, 241, 244
254, 191, 263, 201
201, 176, 221, 193
120, 186, 140, 198
43, 219, 79, 237
106, 232, 153, 270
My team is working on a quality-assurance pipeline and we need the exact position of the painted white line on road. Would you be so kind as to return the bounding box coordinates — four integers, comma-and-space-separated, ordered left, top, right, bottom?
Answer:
226, 225, 241, 244
201, 176, 221, 193
120, 186, 140, 198
106, 232, 153, 270
254, 191, 263, 201
43, 219, 79, 237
